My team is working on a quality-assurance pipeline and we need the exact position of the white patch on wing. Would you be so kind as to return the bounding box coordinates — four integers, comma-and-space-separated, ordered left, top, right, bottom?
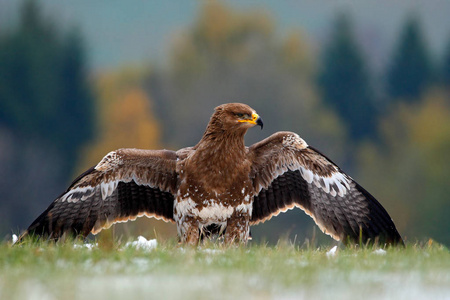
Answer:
101, 180, 119, 200
300, 166, 351, 197
60, 186, 96, 203
299, 166, 314, 183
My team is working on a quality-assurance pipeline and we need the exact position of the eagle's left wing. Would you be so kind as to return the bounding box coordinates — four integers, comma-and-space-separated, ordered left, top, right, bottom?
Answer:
19, 148, 179, 242
247, 131, 403, 246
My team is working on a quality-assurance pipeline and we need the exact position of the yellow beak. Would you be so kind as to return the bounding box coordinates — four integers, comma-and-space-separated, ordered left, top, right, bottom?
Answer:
238, 112, 263, 129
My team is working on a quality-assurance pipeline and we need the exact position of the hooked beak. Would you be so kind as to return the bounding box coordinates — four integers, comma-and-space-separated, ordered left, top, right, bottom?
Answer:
238, 112, 264, 129
256, 116, 263, 130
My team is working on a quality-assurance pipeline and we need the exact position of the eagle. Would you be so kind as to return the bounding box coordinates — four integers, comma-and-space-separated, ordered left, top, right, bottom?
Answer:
19, 103, 403, 246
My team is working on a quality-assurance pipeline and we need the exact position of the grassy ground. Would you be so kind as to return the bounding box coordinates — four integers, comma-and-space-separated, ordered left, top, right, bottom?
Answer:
0, 238, 449, 300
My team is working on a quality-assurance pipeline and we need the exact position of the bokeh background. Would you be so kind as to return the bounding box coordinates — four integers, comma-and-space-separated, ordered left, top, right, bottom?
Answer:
1, 0, 449, 246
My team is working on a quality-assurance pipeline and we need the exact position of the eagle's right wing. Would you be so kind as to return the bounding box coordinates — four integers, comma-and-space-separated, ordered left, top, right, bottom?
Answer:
248, 132, 403, 246
20, 148, 179, 241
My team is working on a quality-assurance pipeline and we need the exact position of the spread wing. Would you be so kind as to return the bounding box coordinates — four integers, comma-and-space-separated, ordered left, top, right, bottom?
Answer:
21, 148, 179, 241
247, 132, 403, 246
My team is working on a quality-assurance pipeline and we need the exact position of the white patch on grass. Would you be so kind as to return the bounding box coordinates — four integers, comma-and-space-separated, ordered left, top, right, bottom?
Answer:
71, 236, 156, 252
201, 249, 224, 255
125, 236, 157, 251
326, 245, 338, 258
73, 242, 97, 250
373, 249, 387, 255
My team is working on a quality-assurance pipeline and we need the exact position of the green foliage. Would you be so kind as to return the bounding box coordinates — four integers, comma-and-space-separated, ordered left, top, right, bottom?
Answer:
0, 1, 95, 236
1, 240, 448, 299
356, 89, 450, 245
443, 37, 450, 87
318, 14, 377, 141
0, 0, 95, 170
386, 14, 434, 101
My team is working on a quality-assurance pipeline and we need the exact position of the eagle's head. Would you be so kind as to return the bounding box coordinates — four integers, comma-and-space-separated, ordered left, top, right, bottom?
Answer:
212, 103, 264, 132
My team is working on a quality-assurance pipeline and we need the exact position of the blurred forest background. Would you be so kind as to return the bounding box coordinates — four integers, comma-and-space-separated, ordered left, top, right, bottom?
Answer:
0, 1, 449, 246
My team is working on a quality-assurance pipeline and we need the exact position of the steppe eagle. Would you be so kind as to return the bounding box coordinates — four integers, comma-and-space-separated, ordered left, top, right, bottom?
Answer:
19, 103, 403, 246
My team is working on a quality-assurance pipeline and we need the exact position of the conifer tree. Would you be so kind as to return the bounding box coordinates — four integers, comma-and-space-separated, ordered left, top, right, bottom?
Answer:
0, 0, 95, 173
386, 15, 433, 101
443, 37, 450, 88
319, 14, 377, 141
0, 0, 95, 233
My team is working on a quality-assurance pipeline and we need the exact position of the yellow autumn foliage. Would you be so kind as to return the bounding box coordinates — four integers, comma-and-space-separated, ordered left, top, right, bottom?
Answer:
80, 69, 160, 170
78, 68, 176, 240
398, 91, 450, 180
357, 89, 450, 244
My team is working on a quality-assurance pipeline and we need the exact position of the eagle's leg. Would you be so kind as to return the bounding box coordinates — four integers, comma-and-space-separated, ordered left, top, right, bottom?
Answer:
224, 213, 250, 244
178, 216, 200, 245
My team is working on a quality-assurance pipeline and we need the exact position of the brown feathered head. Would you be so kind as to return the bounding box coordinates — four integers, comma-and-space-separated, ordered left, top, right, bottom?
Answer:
209, 103, 263, 133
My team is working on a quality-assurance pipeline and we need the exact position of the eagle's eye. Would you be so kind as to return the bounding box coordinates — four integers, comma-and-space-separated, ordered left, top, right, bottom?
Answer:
235, 113, 250, 119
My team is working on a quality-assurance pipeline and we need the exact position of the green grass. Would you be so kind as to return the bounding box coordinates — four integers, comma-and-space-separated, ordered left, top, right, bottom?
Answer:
1, 238, 449, 300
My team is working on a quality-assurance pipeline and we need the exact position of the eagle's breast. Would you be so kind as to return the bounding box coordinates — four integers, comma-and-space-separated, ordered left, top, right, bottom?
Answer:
175, 180, 253, 224
174, 155, 254, 226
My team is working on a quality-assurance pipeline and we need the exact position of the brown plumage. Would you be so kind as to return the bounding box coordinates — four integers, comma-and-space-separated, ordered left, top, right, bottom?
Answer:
19, 103, 403, 246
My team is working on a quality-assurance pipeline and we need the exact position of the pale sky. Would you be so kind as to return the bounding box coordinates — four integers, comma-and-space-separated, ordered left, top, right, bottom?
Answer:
1, 0, 449, 72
